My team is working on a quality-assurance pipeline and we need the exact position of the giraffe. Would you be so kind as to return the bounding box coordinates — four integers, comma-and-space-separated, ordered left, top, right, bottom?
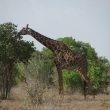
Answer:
17, 24, 94, 99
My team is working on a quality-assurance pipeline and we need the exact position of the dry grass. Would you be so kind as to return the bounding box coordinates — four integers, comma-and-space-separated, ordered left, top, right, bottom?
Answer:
0, 83, 110, 110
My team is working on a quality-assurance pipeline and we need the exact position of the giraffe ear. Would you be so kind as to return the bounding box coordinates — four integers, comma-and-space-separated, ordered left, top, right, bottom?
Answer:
26, 24, 29, 30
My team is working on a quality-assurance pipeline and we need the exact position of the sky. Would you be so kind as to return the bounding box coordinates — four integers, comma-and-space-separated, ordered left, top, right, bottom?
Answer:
0, 0, 110, 61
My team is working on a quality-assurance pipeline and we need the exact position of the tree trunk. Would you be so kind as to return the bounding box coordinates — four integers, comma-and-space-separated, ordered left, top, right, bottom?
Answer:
6, 64, 13, 99
1, 63, 14, 100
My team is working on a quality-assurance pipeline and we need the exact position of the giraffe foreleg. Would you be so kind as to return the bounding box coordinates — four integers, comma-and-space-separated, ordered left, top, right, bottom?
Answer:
54, 56, 64, 95
55, 63, 64, 95
57, 67, 64, 95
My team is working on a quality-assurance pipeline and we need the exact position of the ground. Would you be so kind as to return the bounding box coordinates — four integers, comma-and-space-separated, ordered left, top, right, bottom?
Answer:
0, 83, 110, 110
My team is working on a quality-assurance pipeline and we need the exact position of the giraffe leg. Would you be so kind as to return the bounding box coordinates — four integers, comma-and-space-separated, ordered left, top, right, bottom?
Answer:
86, 79, 95, 99
54, 57, 64, 95
56, 67, 64, 95
79, 71, 95, 99
82, 75, 95, 99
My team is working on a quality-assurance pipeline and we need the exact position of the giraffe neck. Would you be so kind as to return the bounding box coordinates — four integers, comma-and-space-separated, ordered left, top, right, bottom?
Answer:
28, 28, 59, 52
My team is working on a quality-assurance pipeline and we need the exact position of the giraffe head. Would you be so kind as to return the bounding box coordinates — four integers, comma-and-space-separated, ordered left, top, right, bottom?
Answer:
17, 24, 30, 36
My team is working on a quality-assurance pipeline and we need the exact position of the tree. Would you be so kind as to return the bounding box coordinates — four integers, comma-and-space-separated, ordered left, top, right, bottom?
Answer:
57, 37, 110, 93
0, 22, 35, 99
58, 37, 97, 61
94, 57, 110, 93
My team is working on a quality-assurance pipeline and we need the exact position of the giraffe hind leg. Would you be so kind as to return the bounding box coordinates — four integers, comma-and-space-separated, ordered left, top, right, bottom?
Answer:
85, 78, 95, 99
79, 71, 95, 99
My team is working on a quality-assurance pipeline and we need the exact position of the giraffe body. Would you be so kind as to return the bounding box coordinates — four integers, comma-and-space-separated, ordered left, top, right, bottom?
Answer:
17, 25, 94, 98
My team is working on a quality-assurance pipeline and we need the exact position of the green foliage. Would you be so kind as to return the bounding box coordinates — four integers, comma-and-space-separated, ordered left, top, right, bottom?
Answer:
18, 50, 55, 87
58, 37, 97, 61
88, 66, 101, 85
0, 22, 35, 99
0, 22, 35, 64
34, 37, 110, 93
57, 37, 110, 93
12, 65, 23, 85
23, 36, 109, 94
63, 69, 82, 92
40, 48, 55, 85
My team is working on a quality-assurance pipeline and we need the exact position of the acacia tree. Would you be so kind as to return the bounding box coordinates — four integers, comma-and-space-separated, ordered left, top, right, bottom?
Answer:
0, 22, 35, 99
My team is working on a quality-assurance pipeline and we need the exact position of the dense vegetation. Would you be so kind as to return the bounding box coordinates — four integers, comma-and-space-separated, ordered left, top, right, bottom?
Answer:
0, 22, 35, 99
58, 37, 110, 93
0, 22, 110, 101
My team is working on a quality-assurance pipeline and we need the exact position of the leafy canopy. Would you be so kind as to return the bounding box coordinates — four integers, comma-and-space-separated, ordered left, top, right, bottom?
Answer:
0, 22, 35, 64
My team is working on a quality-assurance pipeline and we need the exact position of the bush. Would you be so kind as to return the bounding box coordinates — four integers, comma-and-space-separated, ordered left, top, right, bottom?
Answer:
63, 69, 83, 93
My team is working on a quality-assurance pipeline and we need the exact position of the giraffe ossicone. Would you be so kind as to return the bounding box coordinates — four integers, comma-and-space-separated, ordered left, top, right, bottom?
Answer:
18, 24, 95, 99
